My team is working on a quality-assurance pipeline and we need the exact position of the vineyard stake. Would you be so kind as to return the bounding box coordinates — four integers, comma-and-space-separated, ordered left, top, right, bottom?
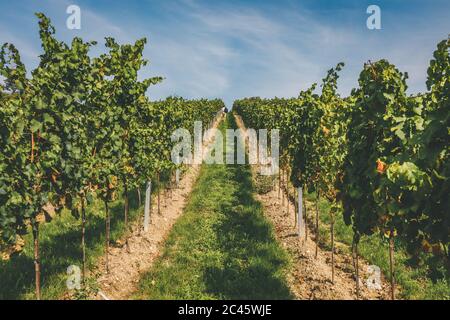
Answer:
105, 201, 110, 273
278, 172, 281, 199
298, 187, 302, 238
389, 230, 396, 300
271, 150, 276, 191
32, 219, 41, 300
331, 214, 335, 284
170, 172, 174, 199
294, 187, 298, 228
137, 188, 141, 207
124, 182, 129, 227
282, 170, 285, 206
287, 188, 290, 217
303, 187, 308, 241
315, 190, 320, 259
285, 169, 289, 210
144, 181, 152, 232
356, 243, 360, 299
81, 196, 87, 284
352, 239, 360, 299
157, 172, 161, 215
124, 182, 130, 252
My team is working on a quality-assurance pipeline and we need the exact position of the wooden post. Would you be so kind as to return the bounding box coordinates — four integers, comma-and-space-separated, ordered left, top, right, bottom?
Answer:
356, 242, 360, 299
298, 187, 302, 238
169, 173, 173, 199
137, 188, 141, 207
157, 173, 161, 215
285, 169, 289, 210
389, 231, 396, 300
105, 201, 110, 273
124, 182, 131, 252
124, 183, 129, 227
287, 187, 290, 216
353, 239, 360, 299
278, 171, 281, 199
315, 191, 320, 259
81, 196, 87, 284
144, 181, 152, 232
303, 187, 308, 241
32, 220, 41, 300
331, 216, 335, 284
294, 187, 298, 228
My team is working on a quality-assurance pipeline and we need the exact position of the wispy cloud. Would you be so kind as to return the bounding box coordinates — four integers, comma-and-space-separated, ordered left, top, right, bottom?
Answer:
0, 0, 448, 105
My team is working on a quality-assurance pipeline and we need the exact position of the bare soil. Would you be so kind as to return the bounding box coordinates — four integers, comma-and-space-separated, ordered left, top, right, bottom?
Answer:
234, 114, 391, 300
90, 115, 224, 300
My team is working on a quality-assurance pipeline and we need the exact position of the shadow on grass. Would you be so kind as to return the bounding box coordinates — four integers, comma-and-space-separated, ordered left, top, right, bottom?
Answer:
203, 115, 292, 299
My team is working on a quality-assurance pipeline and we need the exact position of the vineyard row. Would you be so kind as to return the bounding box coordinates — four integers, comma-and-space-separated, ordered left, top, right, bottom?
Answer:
233, 38, 449, 299
0, 13, 225, 299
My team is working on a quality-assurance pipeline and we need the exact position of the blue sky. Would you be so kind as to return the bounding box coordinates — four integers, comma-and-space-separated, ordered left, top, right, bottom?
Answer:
0, 0, 449, 106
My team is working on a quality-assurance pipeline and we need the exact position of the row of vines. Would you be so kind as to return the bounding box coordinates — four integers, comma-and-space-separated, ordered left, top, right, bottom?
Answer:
233, 38, 449, 299
0, 13, 224, 299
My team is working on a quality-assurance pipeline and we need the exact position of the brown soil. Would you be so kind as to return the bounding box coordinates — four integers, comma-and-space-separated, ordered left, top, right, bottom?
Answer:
234, 114, 391, 300
89, 115, 224, 300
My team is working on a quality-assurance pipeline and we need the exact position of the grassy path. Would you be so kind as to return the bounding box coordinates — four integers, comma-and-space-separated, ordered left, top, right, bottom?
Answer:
134, 115, 292, 300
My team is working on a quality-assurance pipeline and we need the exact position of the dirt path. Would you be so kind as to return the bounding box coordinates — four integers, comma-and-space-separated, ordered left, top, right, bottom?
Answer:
234, 114, 391, 300
90, 115, 224, 300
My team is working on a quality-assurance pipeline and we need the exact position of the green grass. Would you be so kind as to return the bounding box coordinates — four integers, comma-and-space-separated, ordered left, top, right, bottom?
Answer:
0, 190, 143, 300
303, 192, 450, 300
0, 170, 179, 300
133, 116, 292, 300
